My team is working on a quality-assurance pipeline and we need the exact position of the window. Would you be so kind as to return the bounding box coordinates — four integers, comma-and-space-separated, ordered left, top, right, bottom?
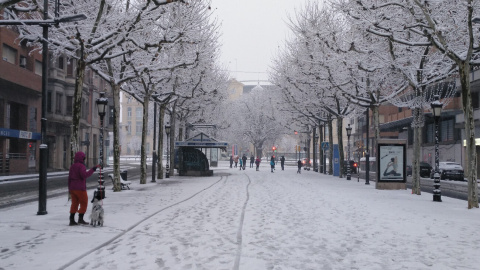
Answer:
127, 121, 132, 135
35, 60, 42, 75
29, 107, 37, 132
127, 107, 132, 120
55, 93, 62, 114
472, 92, 479, 110
19, 55, 27, 68
136, 107, 142, 120
136, 121, 142, 135
66, 96, 73, 116
5, 103, 10, 128
441, 119, 454, 142
67, 58, 74, 77
146, 143, 150, 153
2, 44, 17, 64
57, 56, 64, 69
82, 99, 88, 120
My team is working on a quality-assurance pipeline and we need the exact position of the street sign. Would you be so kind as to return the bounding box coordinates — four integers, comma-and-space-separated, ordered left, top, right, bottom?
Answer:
321, 142, 329, 149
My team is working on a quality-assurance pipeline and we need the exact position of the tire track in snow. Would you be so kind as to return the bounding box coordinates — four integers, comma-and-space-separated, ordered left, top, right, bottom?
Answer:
233, 173, 251, 270
57, 175, 226, 270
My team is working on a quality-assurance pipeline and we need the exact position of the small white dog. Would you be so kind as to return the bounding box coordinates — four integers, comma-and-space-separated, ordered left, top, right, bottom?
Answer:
90, 191, 104, 227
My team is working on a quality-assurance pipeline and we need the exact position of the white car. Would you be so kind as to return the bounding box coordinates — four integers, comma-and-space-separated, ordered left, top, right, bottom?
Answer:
431, 162, 464, 181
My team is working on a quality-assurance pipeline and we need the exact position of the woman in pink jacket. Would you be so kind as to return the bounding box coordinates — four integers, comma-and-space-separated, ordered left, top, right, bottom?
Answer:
68, 151, 98, 226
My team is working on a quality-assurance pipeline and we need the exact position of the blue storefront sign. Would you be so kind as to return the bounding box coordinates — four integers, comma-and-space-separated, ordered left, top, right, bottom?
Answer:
0, 128, 41, 140
333, 144, 340, 176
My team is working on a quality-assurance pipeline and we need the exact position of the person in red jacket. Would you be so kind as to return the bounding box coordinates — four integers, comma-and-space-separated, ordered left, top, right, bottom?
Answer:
68, 151, 98, 226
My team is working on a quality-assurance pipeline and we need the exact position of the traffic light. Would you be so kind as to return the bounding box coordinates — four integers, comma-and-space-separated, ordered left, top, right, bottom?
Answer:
28, 143, 33, 148
272, 146, 276, 151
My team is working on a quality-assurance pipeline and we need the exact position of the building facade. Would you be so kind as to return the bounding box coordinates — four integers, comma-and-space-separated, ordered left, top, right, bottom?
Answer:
0, 26, 112, 175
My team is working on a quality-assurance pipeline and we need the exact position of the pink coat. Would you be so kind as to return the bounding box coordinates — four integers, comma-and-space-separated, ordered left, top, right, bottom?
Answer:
68, 151, 96, 191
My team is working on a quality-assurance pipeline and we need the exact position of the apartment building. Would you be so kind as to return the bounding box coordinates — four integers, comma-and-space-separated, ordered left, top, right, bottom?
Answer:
0, 26, 112, 175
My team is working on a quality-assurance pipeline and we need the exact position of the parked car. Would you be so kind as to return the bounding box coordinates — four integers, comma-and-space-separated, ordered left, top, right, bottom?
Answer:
343, 160, 358, 174
302, 158, 312, 170
431, 162, 464, 181
407, 162, 432, 177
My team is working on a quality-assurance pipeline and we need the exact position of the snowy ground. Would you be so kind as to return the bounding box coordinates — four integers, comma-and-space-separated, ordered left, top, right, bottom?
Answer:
1, 161, 480, 270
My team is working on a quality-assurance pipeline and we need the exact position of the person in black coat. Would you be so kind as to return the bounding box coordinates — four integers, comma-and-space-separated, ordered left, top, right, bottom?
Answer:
250, 155, 254, 168
297, 160, 302, 174
242, 154, 247, 170
280, 156, 285, 170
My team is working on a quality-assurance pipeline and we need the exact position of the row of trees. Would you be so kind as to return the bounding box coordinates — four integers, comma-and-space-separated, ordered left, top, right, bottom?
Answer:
3, 0, 228, 188
270, 0, 480, 208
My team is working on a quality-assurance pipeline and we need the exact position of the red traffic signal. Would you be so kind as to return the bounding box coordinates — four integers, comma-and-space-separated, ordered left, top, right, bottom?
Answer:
272, 146, 276, 151
353, 162, 358, 167
28, 143, 33, 148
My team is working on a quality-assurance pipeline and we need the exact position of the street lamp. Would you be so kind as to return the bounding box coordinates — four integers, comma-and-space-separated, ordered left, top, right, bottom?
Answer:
95, 92, 108, 200
346, 124, 352, 180
431, 96, 443, 202
165, 122, 171, 178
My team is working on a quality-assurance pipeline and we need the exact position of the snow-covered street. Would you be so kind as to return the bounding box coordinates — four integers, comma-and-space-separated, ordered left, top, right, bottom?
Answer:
1, 161, 480, 270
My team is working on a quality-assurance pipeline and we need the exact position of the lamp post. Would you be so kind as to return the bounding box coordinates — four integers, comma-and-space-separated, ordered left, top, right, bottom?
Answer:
165, 122, 171, 178
346, 124, 352, 180
96, 92, 108, 200
431, 97, 443, 202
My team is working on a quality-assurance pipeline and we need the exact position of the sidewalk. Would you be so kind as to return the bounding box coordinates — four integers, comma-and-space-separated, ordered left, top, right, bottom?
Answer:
1, 161, 480, 270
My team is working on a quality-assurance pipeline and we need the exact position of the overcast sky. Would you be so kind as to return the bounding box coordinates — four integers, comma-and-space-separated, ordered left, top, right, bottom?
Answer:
210, 0, 313, 85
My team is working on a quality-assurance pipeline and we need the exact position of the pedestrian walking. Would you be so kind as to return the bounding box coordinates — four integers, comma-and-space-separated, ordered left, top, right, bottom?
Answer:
255, 157, 261, 171
270, 156, 275, 173
230, 155, 234, 168
242, 154, 247, 170
68, 151, 99, 226
250, 155, 255, 168
280, 156, 285, 170
239, 158, 243, 170
234, 155, 239, 168
297, 159, 302, 174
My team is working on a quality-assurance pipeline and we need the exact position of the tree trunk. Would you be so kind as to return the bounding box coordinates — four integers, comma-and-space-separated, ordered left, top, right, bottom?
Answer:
319, 119, 324, 174
157, 104, 165, 179
337, 116, 344, 178
139, 95, 149, 184
169, 104, 176, 177
411, 107, 423, 195
459, 62, 479, 208
112, 82, 122, 192
328, 115, 333, 175
70, 58, 86, 164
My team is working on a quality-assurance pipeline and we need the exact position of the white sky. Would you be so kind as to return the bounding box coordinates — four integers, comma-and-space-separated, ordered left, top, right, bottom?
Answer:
210, 0, 313, 84
2, 161, 480, 269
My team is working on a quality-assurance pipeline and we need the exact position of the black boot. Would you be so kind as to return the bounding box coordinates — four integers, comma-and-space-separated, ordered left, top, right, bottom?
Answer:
69, 213, 78, 226
78, 213, 89, 225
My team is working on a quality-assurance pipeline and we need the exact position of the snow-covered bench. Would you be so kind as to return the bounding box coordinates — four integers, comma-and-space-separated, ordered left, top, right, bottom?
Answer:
108, 173, 132, 190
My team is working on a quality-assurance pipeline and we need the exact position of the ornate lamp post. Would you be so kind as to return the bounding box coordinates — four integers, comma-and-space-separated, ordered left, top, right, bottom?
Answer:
165, 122, 171, 178
431, 97, 443, 202
95, 92, 108, 199
346, 124, 352, 180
